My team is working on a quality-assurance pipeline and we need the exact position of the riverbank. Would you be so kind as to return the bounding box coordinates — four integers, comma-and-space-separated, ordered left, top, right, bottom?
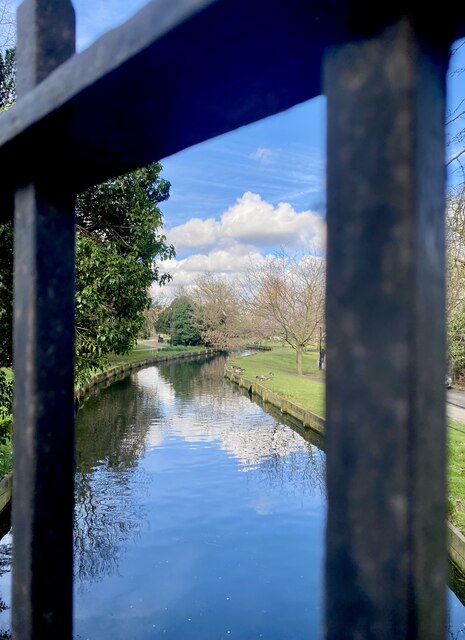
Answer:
226, 347, 465, 575
227, 347, 325, 416
0, 346, 216, 511
76, 346, 217, 406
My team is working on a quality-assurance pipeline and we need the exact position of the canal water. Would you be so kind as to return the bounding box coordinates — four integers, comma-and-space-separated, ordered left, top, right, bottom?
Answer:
0, 353, 463, 638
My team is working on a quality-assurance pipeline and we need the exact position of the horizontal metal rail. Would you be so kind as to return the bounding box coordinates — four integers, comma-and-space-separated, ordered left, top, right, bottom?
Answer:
0, 0, 340, 220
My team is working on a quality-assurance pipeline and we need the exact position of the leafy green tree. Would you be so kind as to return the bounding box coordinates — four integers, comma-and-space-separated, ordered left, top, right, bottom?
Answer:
156, 297, 202, 346
0, 370, 12, 420
75, 163, 175, 381
0, 49, 175, 382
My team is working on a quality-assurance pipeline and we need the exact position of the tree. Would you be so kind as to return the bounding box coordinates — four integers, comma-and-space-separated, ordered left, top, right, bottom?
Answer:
75, 163, 175, 381
190, 272, 246, 350
0, 24, 15, 367
447, 42, 465, 175
0, 46, 14, 111
0, 1, 14, 52
139, 301, 165, 339
0, 220, 12, 367
446, 186, 465, 380
155, 297, 201, 346
240, 250, 325, 375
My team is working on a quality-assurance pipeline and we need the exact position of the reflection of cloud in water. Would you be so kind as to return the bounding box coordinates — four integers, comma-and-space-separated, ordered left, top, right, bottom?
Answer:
136, 360, 325, 497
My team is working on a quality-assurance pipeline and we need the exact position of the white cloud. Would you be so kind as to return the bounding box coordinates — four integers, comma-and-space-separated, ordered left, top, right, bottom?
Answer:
156, 243, 267, 294
250, 147, 273, 164
166, 192, 325, 251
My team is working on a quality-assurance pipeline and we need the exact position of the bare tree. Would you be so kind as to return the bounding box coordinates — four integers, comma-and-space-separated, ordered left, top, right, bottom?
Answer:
0, 1, 14, 51
240, 250, 325, 375
447, 41, 465, 175
190, 272, 249, 350
447, 186, 465, 317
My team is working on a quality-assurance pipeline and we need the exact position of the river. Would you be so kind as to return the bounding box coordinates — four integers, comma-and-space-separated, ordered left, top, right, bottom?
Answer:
0, 353, 463, 638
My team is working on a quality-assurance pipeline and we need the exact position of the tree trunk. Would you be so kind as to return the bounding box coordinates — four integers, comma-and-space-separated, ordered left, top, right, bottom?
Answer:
296, 347, 303, 375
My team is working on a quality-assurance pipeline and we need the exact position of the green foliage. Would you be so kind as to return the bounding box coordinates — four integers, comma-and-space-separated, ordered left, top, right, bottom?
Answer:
0, 47, 15, 112
0, 370, 12, 421
75, 163, 175, 382
0, 370, 12, 454
156, 297, 202, 346
0, 221, 13, 367
0, 431, 12, 478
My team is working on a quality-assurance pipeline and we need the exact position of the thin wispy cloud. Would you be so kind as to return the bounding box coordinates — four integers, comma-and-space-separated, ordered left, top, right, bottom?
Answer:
250, 147, 273, 164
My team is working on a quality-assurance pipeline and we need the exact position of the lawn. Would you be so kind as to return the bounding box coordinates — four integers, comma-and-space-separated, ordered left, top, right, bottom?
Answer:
448, 419, 465, 532
108, 344, 207, 366
227, 346, 325, 417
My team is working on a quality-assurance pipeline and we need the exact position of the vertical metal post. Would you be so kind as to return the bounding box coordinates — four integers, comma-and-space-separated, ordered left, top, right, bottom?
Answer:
324, 19, 448, 639
13, 2, 76, 638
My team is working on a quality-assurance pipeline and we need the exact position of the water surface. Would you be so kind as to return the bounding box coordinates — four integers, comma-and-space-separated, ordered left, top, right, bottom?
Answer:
0, 354, 463, 638
74, 355, 326, 639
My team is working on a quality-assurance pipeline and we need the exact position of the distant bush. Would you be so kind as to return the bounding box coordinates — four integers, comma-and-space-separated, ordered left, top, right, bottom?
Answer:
0, 370, 12, 421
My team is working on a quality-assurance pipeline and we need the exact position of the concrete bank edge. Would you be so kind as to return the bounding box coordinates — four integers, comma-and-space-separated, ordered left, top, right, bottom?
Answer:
224, 368, 325, 435
224, 366, 465, 580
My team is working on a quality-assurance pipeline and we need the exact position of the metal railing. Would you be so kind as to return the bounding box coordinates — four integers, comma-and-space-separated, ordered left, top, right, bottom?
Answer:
2, 1, 465, 638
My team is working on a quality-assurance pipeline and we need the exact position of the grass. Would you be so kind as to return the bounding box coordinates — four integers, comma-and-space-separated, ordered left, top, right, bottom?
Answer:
228, 346, 325, 417
108, 344, 208, 366
448, 419, 465, 532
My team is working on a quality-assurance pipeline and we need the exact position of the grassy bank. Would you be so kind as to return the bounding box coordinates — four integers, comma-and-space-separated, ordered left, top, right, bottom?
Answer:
227, 346, 325, 417
448, 420, 465, 532
108, 344, 208, 366
229, 347, 465, 536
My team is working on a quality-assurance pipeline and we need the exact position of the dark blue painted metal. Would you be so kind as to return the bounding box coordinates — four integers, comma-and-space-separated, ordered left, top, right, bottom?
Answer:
12, 2, 76, 638
2, 1, 461, 638
324, 19, 448, 639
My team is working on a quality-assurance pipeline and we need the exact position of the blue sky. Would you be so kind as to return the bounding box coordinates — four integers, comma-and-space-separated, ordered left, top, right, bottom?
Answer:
7, 1, 465, 296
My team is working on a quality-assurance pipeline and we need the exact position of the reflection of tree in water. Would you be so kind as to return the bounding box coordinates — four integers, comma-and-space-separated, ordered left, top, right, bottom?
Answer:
254, 425, 326, 498
156, 354, 228, 402
0, 524, 12, 639
74, 377, 159, 586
